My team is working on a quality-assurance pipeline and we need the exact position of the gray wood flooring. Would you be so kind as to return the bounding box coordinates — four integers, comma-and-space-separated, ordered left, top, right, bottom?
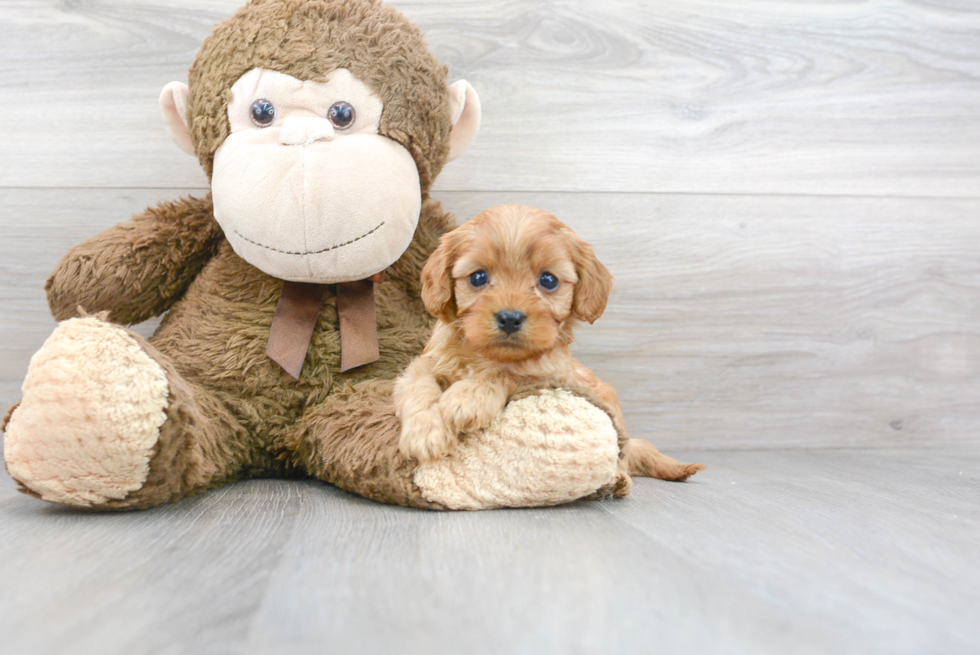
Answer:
1, 1, 979, 653
1, 446, 978, 655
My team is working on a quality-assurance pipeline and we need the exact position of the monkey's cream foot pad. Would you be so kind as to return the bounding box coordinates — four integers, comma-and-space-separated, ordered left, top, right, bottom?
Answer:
413, 389, 620, 510
3, 317, 170, 507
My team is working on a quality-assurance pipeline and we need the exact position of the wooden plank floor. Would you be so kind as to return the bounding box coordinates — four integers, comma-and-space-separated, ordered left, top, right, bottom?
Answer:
1, 446, 978, 655
2, 1, 979, 653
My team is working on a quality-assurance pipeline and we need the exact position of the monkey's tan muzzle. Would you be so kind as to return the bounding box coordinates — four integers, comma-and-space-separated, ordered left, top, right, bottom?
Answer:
278, 117, 336, 146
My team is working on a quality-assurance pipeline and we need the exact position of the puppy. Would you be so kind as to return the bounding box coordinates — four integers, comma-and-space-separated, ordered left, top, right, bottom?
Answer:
394, 204, 703, 485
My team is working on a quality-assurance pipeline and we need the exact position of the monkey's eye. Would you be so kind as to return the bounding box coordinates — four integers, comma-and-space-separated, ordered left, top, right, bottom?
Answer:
539, 272, 559, 291
250, 99, 276, 127
468, 270, 489, 288
328, 101, 356, 130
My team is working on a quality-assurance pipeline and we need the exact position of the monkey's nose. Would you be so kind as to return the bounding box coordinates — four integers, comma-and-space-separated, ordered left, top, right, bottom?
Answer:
495, 310, 526, 335
279, 117, 336, 146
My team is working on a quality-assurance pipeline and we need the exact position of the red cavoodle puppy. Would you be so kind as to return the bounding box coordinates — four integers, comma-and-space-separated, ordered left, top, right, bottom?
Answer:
394, 204, 704, 486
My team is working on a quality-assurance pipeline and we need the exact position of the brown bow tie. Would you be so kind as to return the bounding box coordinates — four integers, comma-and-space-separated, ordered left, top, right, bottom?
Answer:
265, 271, 384, 379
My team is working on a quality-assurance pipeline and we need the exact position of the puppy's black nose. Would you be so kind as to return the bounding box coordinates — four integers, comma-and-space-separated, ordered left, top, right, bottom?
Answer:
496, 310, 526, 335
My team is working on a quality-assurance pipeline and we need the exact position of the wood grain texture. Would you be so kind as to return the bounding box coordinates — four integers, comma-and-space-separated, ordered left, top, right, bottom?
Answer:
1, 447, 977, 654
1, 0, 979, 195
2, 2, 979, 651
3, 188, 978, 449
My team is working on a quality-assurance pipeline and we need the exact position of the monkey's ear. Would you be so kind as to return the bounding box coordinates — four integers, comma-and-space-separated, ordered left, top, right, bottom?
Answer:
446, 80, 481, 163
159, 81, 195, 156
420, 229, 463, 320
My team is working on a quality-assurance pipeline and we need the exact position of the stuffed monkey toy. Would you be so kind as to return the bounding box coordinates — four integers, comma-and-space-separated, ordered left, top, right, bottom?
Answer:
3, 0, 700, 511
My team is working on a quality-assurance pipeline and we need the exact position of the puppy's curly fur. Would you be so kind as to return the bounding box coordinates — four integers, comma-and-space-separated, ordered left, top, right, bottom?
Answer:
394, 204, 704, 485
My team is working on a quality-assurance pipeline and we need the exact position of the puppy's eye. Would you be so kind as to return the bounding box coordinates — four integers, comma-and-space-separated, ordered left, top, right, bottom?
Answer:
468, 270, 489, 288
250, 99, 276, 127
539, 272, 559, 291
328, 101, 356, 130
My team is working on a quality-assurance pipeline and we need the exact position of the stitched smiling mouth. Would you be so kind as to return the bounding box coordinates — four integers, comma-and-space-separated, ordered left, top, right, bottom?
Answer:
232, 221, 385, 256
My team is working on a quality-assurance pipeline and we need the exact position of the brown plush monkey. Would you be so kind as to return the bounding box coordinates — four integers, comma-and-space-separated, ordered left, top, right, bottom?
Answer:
3, 0, 698, 511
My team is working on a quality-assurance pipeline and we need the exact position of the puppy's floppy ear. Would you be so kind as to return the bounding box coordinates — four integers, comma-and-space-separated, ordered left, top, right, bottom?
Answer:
421, 228, 464, 320
567, 230, 614, 324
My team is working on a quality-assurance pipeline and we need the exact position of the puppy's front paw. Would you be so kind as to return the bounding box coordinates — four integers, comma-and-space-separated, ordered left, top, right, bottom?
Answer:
399, 409, 456, 462
439, 379, 507, 436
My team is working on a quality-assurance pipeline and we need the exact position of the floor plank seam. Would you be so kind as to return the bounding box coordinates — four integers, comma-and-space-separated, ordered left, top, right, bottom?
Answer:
3, 186, 980, 202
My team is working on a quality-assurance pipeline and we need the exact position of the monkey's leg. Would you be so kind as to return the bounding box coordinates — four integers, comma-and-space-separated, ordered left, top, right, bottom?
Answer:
288, 382, 627, 510
285, 380, 439, 509
3, 316, 247, 510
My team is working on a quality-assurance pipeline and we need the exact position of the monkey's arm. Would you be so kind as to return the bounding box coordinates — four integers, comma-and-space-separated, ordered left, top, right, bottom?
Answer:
46, 195, 223, 325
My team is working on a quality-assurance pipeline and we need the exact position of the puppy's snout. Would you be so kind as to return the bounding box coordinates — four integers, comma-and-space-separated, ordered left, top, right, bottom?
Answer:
495, 310, 526, 335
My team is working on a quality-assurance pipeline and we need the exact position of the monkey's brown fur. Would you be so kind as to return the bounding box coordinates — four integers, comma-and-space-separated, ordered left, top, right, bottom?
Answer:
35, 194, 455, 509
18, 0, 462, 510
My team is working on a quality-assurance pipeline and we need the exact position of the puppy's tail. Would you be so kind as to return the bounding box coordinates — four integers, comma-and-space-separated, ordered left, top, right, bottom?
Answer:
624, 439, 704, 481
